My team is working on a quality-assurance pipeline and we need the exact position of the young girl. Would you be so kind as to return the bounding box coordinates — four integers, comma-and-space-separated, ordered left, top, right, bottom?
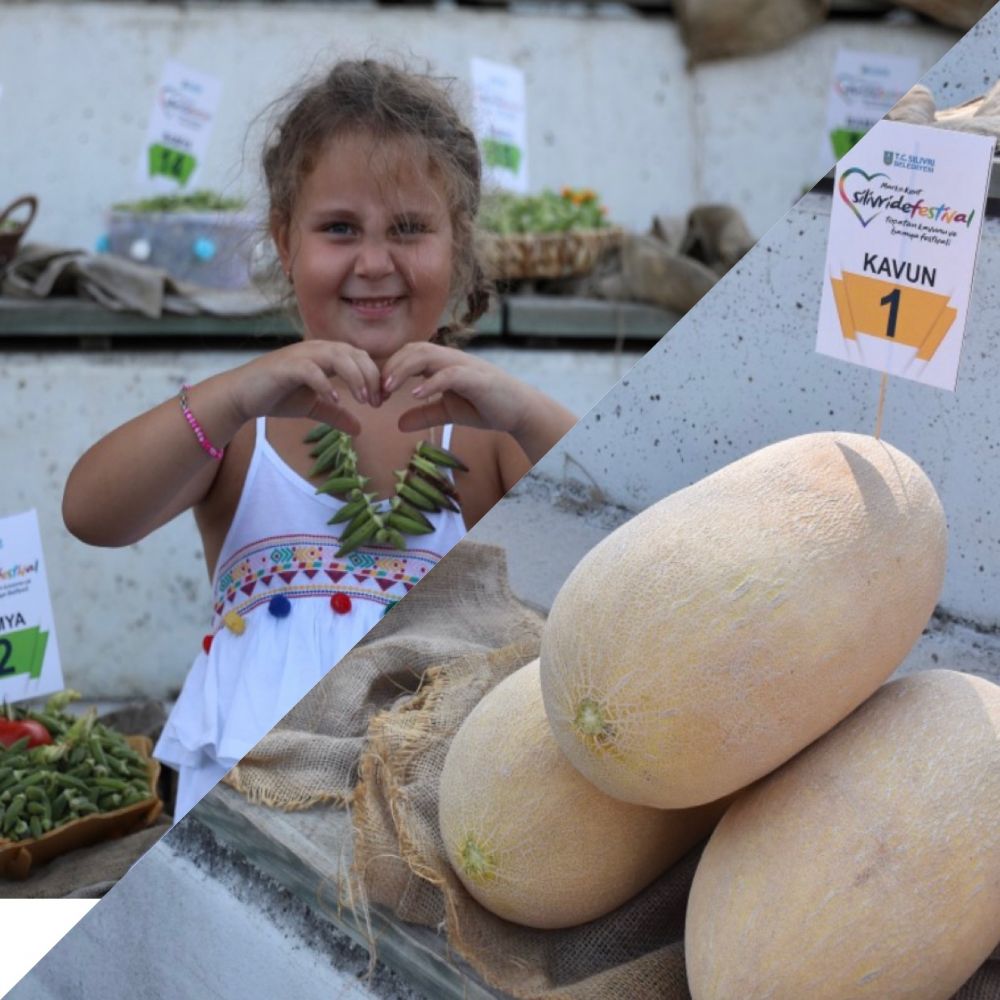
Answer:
62, 60, 576, 821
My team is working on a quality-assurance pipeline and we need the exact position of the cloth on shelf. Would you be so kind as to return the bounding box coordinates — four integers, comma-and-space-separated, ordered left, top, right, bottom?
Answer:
1, 242, 275, 318
588, 204, 755, 315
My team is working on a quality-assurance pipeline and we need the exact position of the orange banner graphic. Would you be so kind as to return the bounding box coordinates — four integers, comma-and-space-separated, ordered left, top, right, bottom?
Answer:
830, 271, 956, 362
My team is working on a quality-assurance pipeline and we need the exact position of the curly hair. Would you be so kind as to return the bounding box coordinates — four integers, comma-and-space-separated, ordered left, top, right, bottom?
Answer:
261, 59, 491, 344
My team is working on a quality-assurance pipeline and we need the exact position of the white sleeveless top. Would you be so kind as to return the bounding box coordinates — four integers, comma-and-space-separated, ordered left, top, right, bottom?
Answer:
154, 418, 468, 772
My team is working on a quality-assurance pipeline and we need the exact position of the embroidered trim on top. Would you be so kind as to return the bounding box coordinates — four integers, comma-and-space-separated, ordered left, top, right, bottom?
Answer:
212, 533, 442, 619
216, 582, 397, 625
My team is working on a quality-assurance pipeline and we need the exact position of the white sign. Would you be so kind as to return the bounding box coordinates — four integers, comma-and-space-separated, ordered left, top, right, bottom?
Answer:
817, 119, 995, 391
0, 510, 63, 702
825, 49, 920, 161
138, 59, 222, 192
470, 57, 528, 193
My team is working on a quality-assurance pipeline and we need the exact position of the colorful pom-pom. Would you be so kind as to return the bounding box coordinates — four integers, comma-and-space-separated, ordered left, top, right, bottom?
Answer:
223, 610, 246, 635
129, 237, 152, 262
268, 594, 292, 618
193, 236, 217, 261
382, 601, 399, 617
330, 593, 352, 614
202, 634, 214, 654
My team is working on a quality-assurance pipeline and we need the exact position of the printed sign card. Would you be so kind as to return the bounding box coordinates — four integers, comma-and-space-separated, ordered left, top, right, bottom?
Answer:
471, 57, 528, 193
0, 510, 63, 702
825, 49, 920, 160
139, 59, 222, 192
817, 119, 995, 390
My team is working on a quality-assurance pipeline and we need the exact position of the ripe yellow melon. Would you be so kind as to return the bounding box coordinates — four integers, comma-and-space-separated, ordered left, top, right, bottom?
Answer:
438, 659, 727, 929
540, 432, 947, 808
685, 669, 1000, 1000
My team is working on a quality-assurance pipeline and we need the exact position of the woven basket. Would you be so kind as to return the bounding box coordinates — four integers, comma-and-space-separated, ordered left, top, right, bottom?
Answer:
0, 196, 38, 267
482, 225, 624, 281
0, 735, 163, 880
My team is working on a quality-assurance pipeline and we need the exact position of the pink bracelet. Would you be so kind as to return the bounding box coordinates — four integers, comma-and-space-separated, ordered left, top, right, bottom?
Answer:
179, 385, 225, 461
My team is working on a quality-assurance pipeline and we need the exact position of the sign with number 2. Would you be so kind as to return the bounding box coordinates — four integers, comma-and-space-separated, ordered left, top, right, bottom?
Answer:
0, 511, 63, 703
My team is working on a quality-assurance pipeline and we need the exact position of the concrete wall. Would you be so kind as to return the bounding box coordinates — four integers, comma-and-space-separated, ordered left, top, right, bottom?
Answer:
1, 3, 956, 243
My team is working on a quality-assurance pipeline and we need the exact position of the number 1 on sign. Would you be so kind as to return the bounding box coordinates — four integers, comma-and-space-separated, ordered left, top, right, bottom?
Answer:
880, 287, 901, 339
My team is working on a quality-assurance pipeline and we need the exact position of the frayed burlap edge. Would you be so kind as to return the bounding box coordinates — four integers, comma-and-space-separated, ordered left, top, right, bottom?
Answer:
224, 541, 544, 812
348, 637, 696, 1000
346, 646, 1000, 1000
351, 640, 541, 920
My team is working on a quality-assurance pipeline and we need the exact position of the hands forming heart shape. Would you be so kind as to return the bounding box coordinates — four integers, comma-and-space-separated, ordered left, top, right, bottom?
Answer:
235, 337, 531, 442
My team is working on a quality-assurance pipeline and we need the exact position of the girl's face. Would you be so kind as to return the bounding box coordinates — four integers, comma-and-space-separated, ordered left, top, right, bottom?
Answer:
275, 133, 454, 364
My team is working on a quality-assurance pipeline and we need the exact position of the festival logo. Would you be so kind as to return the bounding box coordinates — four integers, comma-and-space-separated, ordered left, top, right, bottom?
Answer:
839, 166, 975, 231
839, 167, 889, 227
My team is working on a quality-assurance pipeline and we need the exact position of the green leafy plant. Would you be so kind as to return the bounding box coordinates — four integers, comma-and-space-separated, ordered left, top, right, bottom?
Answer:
480, 188, 610, 235
111, 190, 248, 213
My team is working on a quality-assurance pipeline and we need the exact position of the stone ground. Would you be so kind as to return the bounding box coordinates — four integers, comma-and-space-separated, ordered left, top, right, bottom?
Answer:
7, 814, 431, 1000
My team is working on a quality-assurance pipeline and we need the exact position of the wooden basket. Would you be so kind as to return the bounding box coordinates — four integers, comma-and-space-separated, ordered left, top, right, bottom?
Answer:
0, 195, 38, 268
0, 735, 163, 881
481, 225, 624, 281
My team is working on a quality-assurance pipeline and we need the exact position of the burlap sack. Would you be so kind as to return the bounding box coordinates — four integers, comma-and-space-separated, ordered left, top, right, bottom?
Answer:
227, 541, 1000, 998
351, 652, 1000, 1000
351, 651, 700, 1000
674, 0, 829, 63
681, 205, 756, 276
224, 542, 545, 810
595, 233, 719, 314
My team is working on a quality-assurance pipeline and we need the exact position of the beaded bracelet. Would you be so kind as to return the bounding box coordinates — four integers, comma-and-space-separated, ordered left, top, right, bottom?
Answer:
179, 385, 225, 461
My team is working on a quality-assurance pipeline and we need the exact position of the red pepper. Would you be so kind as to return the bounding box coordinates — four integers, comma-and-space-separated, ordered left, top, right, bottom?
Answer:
0, 718, 52, 749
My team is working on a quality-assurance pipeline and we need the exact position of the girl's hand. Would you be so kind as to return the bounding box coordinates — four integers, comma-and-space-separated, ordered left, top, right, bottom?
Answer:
380, 342, 577, 464
227, 340, 383, 434
380, 342, 530, 435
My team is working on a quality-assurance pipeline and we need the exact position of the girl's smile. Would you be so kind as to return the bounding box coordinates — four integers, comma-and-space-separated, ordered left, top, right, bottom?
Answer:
275, 132, 454, 362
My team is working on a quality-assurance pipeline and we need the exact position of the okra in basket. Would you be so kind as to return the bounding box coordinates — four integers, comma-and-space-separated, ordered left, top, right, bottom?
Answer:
0, 691, 154, 843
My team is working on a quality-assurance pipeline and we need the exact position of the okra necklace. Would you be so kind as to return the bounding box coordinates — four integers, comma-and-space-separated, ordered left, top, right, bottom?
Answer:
302, 423, 468, 558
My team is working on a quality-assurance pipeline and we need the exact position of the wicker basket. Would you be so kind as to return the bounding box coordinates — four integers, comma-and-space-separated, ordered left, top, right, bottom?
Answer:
481, 225, 624, 281
0, 735, 163, 880
0, 195, 37, 268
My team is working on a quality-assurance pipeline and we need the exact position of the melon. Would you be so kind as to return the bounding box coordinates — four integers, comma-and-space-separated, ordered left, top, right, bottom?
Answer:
540, 432, 947, 808
438, 659, 727, 929
685, 669, 1000, 1000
